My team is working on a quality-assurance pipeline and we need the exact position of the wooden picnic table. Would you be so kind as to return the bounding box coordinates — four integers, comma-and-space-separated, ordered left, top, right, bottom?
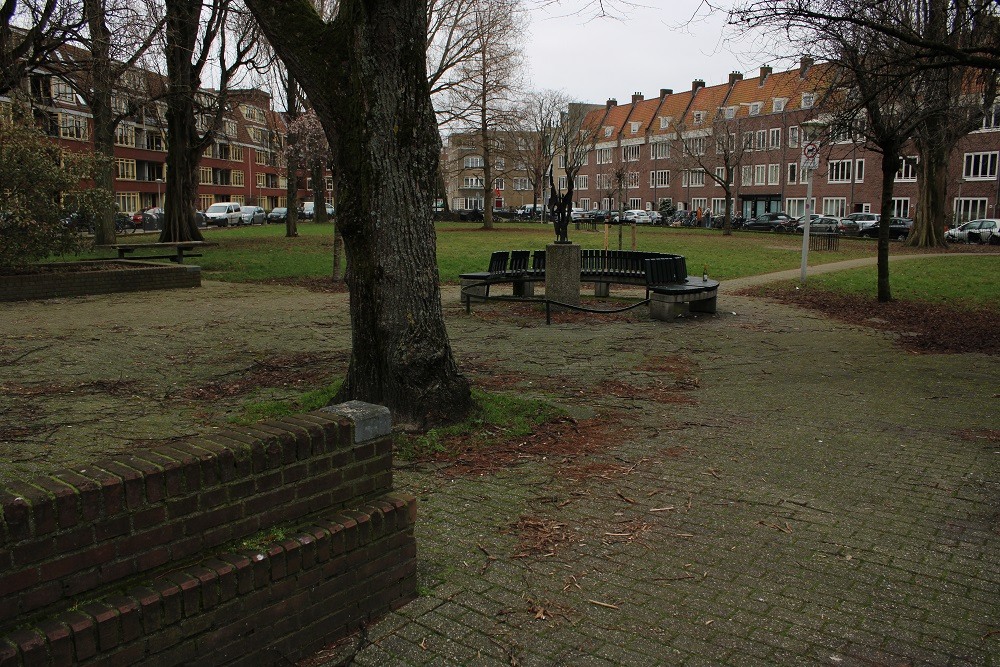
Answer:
96, 242, 217, 263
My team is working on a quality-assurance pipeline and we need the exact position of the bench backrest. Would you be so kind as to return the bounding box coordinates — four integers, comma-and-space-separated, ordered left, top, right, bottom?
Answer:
509, 250, 530, 274
488, 251, 509, 274
644, 257, 687, 285
531, 250, 546, 273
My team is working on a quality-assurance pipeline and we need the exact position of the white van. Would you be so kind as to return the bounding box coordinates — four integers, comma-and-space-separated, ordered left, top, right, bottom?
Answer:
204, 202, 242, 227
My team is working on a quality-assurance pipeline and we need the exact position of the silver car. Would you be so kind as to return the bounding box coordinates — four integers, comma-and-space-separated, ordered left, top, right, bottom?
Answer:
947, 218, 1000, 244
240, 206, 266, 225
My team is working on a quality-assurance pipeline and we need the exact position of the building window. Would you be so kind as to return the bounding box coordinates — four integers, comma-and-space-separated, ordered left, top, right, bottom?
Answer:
145, 131, 164, 151
963, 152, 998, 179
855, 159, 865, 183
463, 156, 483, 168
604, 126, 613, 138
494, 177, 504, 190
773, 98, 786, 113
575, 174, 588, 190
659, 116, 671, 129
115, 158, 136, 180
257, 173, 266, 189
630, 121, 640, 133
828, 159, 854, 183
231, 145, 244, 162
788, 126, 800, 148
232, 170, 244, 186
822, 197, 847, 217
51, 78, 76, 103
199, 166, 213, 184
691, 197, 707, 212
463, 177, 484, 188
198, 194, 214, 211
723, 106, 735, 119
769, 128, 781, 149
715, 166, 725, 185
800, 166, 814, 184
954, 197, 988, 222
58, 113, 88, 140
755, 130, 766, 151
684, 136, 706, 156
749, 102, 762, 116
787, 162, 798, 184
802, 92, 815, 109
115, 124, 135, 147
255, 149, 268, 165
115, 192, 140, 214
513, 177, 530, 190
597, 173, 612, 190
558, 175, 568, 190
711, 198, 729, 214
983, 105, 1000, 130
627, 172, 639, 188
623, 145, 640, 162
629, 197, 642, 209
580, 198, 590, 209
224, 119, 238, 136
693, 111, 706, 124
741, 165, 753, 185
650, 170, 670, 187
892, 198, 910, 218
684, 169, 706, 187
896, 156, 917, 181
596, 148, 612, 164
650, 142, 670, 159
767, 163, 780, 185
240, 104, 266, 123
754, 164, 766, 185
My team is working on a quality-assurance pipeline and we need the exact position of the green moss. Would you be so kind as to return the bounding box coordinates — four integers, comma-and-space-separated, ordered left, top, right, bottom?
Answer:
394, 389, 563, 460
232, 380, 343, 425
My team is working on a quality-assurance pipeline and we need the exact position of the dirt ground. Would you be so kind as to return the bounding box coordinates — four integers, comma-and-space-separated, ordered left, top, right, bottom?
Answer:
0, 272, 995, 489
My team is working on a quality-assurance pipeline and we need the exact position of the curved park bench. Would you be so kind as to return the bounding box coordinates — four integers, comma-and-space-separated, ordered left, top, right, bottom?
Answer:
460, 249, 720, 320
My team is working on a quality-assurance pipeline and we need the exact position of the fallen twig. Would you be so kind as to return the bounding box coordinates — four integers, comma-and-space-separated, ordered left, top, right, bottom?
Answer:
616, 491, 636, 504
587, 599, 619, 610
649, 506, 675, 512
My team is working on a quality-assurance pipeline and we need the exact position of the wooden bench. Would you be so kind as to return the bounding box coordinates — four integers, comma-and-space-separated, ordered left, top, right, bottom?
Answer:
644, 257, 719, 320
460, 249, 721, 319
96, 242, 217, 264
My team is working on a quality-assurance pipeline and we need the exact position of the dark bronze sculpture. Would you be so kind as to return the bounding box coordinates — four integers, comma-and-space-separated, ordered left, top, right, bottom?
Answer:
548, 167, 571, 244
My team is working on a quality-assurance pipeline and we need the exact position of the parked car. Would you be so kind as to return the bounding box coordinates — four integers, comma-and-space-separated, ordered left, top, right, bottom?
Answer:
647, 211, 662, 225
240, 206, 266, 225
203, 202, 242, 227
132, 207, 164, 230
267, 207, 287, 224
840, 212, 880, 234
857, 217, 912, 240
744, 212, 795, 232
516, 204, 543, 218
796, 215, 840, 234
623, 209, 651, 224
948, 218, 1000, 244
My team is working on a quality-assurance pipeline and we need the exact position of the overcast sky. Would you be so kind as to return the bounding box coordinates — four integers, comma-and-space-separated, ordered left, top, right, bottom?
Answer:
523, 0, 781, 104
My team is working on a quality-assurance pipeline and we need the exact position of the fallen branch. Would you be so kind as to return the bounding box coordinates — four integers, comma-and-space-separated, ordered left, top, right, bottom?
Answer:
587, 599, 619, 610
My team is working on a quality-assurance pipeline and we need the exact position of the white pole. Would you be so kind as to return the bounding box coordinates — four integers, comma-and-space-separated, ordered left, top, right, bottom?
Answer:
801, 168, 812, 284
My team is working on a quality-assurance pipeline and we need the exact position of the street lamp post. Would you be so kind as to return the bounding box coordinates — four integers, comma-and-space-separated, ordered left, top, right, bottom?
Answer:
156, 178, 163, 207
799, 119, 826, 284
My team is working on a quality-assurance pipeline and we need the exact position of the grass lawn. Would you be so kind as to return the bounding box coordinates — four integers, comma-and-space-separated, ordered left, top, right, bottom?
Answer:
65, 221, 882, 282
55, 221, 996, 306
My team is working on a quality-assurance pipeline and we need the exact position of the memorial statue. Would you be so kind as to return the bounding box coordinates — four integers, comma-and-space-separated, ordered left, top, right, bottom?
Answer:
548, 168, 571, 244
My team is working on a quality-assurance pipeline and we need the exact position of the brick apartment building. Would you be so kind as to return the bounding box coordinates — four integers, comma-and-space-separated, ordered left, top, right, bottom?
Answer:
2, 66, 327, 216
492, 59, 1000, 223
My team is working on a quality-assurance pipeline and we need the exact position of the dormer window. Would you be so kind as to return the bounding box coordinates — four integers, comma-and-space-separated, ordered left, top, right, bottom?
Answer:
659, 116, 671, 129
749, 102, 762, 116
773, 98, 787, 113
630, 121, 640, 133
723, 106, 736, 120
693, 111, 705, 124
802, 92, 815, 109
604, 126, 613, 138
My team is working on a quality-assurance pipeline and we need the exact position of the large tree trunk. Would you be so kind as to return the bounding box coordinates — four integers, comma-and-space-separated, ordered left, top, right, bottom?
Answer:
246, 0, 470, 427
877, 153, 901, 303
160, 0, 204, 243
330, 165, 344, 281
83, 0, 116, 245
285, 76, 299, 238
909, 143, 949, 247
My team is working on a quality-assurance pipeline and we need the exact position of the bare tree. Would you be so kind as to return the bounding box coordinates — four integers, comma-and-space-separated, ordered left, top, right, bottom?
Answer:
160, 0, 268, 243
245, 0, 471, 427
442, 0, 525, 229
0, 0, 81, 95
499, 89, 566, 217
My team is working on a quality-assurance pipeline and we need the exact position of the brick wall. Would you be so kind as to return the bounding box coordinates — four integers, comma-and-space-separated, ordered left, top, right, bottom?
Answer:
0, 262, 200, 302
0, 402, 417, 666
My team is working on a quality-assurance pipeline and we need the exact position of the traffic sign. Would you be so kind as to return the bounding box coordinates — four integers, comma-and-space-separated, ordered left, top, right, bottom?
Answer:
801, 141, 820, 169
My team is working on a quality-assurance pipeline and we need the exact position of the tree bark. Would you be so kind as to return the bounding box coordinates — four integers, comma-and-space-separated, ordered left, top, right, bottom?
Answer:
311, 158, 327, 223
82, 0, 116, 245
160, 0, 204, 243
909, 138, 950, 247
246, 0, 470, 427
285, 75, 299, 238
877, 152, 901, 303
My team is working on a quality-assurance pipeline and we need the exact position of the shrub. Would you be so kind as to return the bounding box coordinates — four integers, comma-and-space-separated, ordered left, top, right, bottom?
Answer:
0, 111, 111, 268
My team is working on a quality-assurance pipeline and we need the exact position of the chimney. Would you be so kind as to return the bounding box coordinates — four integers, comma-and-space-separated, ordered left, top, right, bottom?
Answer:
606, 98, 617, 109
631, 92, 644, 104
660, 88, 673, 98
800, 56, 814, 76
759, 65, 773, 83
729, 71, 744, 85
692, 79, 705, 92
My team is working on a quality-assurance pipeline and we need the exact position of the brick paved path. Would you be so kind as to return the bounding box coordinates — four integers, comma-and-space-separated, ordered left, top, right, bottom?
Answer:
310, 283, 999, 666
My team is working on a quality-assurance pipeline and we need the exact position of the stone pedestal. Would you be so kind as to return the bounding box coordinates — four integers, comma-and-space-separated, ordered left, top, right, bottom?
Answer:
544, 242, 580, 309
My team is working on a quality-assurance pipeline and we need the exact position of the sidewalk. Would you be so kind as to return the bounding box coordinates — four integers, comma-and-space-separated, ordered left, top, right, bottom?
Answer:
306, 283, 999, 666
